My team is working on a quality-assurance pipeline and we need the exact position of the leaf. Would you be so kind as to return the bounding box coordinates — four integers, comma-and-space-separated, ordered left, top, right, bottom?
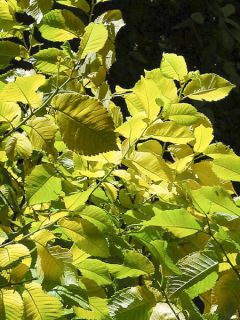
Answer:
0, 75, 46, 108
0, 102, 21, 131
124, 151, 173, 182
115, 114, 148, 144
78, 205, 114, 232
186, 271, 218, 299
160, 53, 188, 81
23, 282, 64, 320
109, 286, 155, 320
142, 208, 202, 237
0, 41, 27, 69
5, 133, 32, 160
75, 296, 109, 320
64, 187, 95, 211
76, 258, 112, 286
0, 243, 30, 269
193, 125, 213, 153
59, 218, 110, 257
26, 116, 57, 151
53, 285, 89, 311
203, 142, 236, 159
165, 103, 200, 125
35, 244, 72, 283
24, 0, 54, 23
126, 77, 161, 120
214, 270, 240, 318
25, 163, 62, 205
183, 73, 235, 101
0, 289, 24, 320
145, 121, 194, 144
107, 250, 154, 279
167, 252, 218, 296
52, 93, 117, 155
78, 23, 108, 59
39, 9, 85, 41
34, 48, 69, 74
190, 186, 240, 216
56, 0, 90, 13
149, 240, 182, 275
212, 155, 240, 181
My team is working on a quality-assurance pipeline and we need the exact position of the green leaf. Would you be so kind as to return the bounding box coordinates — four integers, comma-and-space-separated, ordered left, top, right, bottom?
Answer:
0, 75, 46, 108
64, 187, 95, 211
25, 116, 57, 151
149, 240, 182, 275
23, 282, 64, 320
34, 48, 69, 74
75, 296, 109, 320
212, 155, 240, 182
0, 289, 24, 320
164, 103, 200, 125
125, 77, 161, 120
25, 163, 62, 205
193, 125, 213, 153
5, 133, 32, 160
167, 252, 218, 297
0, 244, 30, 269
190, 186, 240, 216
160, 53, 188, 81
142, 208, 202, 237
186, 271, 218, 299
39, 9, 85, 41
145, 121, 194, 144
78, 205, 114, 232
124, 151, 173, 182
183, 73, 235, 101
0, 102, 21, 132
0, 41, 27, 69
35, 244, 72, 283
214, 270, 240, 318
59, 218, 110, 257
78, 22, 108, 59
107, 250, 154, 279
53, 284, 89, 309
56, 0, 90, 13
76, 258, 112, 286
109, 286, 155, 320
52, 93, 118, 155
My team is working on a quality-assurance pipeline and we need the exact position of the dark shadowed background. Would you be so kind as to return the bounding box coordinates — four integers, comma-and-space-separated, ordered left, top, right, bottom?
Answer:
95, 0, 240, 155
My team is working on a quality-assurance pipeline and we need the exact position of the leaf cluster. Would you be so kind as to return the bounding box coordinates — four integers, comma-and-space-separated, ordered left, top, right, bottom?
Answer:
0, 1, 239, 319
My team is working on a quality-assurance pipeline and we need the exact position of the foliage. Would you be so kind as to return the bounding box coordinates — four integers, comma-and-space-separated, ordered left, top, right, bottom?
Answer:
0, 0, 239, 319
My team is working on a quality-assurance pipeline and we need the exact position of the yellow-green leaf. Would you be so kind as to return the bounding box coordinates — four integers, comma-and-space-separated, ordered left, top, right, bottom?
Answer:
212, 155, 240, 182
23, 282, 64, 320
5, 133, 32, 160
26, 116, 57, 151
124, 151, 173, 182
183, 73, 235, 101
0, 41, 27, 69
0, 75, 46, 108
52, 93, 117, 155
160, 53, 188, 81
145, 121, 194, 144
25, 164, 62, 205
0, 289, 23, 320
39, 9, 85, 41
78, 22, 108, 59
193, 125, 213, 153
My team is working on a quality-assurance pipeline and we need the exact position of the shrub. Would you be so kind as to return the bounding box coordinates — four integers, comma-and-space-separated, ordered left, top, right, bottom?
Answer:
0, 1, 239, 319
